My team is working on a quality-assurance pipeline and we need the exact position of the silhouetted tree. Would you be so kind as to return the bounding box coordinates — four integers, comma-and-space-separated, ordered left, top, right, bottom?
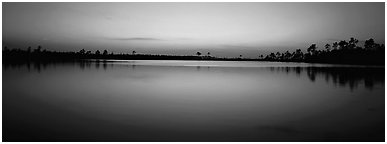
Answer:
2, 37, 384, 66
79, 49, 85, 55
338, 40, 348, 50
34, 45, 42, 53
332, 42, 338, 50
95, 50, 101, 55
293, 49, 304, 60
348, 37, 359, 49
284, 51, 291, 60
325, 44, 331, 51
364, 38, 375, 50
269, 53, 276, 60
307, 44, 317, 54
275, 52, 281, 60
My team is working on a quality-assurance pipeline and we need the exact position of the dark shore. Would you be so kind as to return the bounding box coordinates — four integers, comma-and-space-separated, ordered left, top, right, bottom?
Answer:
3, 37, 385, 66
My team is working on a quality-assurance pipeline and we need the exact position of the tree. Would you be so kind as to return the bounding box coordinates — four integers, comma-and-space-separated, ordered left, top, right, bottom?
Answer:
348, 37, 358, 49
34, 45, 42, 53
207, 52, 211, 56
338, 40, 348, 50
269, 53, 276, 60
332, 42, 338, 50
284, 51, 292, 60
364, 38, 375, 49
79, 49, 85, 55
324, 44, 331, 51
307, 44, 317, 54
276, 52, 281, 59
27, 46, 32, 53
196, 52, 201, 56
132, 51, 136, 55
95, 50, 101, 55
293, 49, 304, 60
103, 50, 108, 55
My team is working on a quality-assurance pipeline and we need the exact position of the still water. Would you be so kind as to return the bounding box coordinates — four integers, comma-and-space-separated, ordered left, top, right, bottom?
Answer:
3, 60, 385, 141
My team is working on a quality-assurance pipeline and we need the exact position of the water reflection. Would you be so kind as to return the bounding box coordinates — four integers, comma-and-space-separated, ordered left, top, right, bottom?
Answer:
269, 66, 384, 90
4, 60, 384, 90
2, 60, 385, 142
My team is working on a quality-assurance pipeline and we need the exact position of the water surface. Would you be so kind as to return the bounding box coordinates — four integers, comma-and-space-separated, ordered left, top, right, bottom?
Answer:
3, 60, 385, 141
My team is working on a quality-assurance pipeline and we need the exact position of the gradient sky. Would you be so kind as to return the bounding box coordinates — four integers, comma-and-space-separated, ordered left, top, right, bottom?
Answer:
3, 2, 385, 58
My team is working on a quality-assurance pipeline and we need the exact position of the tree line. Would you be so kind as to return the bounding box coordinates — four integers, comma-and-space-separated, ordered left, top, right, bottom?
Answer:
263, 37, 384, 65
3, 37, 384, 65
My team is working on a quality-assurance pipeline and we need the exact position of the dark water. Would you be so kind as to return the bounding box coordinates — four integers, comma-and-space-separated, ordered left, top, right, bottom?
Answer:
3, 60, 385, 142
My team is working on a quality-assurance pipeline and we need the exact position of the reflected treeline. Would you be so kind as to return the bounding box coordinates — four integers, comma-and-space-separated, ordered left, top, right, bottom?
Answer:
270, 67, 384, 90
3, 60, 113, 72
4, 60, 384, 91
269, 66, 384, 90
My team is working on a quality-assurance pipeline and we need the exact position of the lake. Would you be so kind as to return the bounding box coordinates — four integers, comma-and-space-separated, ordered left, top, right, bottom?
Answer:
2, 60, 385, 142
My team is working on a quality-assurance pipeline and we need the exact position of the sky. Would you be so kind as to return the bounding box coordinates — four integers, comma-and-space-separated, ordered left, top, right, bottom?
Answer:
3, 2, 385, 58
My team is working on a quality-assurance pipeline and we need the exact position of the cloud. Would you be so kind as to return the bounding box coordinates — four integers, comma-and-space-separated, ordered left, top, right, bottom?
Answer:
109, 37, 163, 41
